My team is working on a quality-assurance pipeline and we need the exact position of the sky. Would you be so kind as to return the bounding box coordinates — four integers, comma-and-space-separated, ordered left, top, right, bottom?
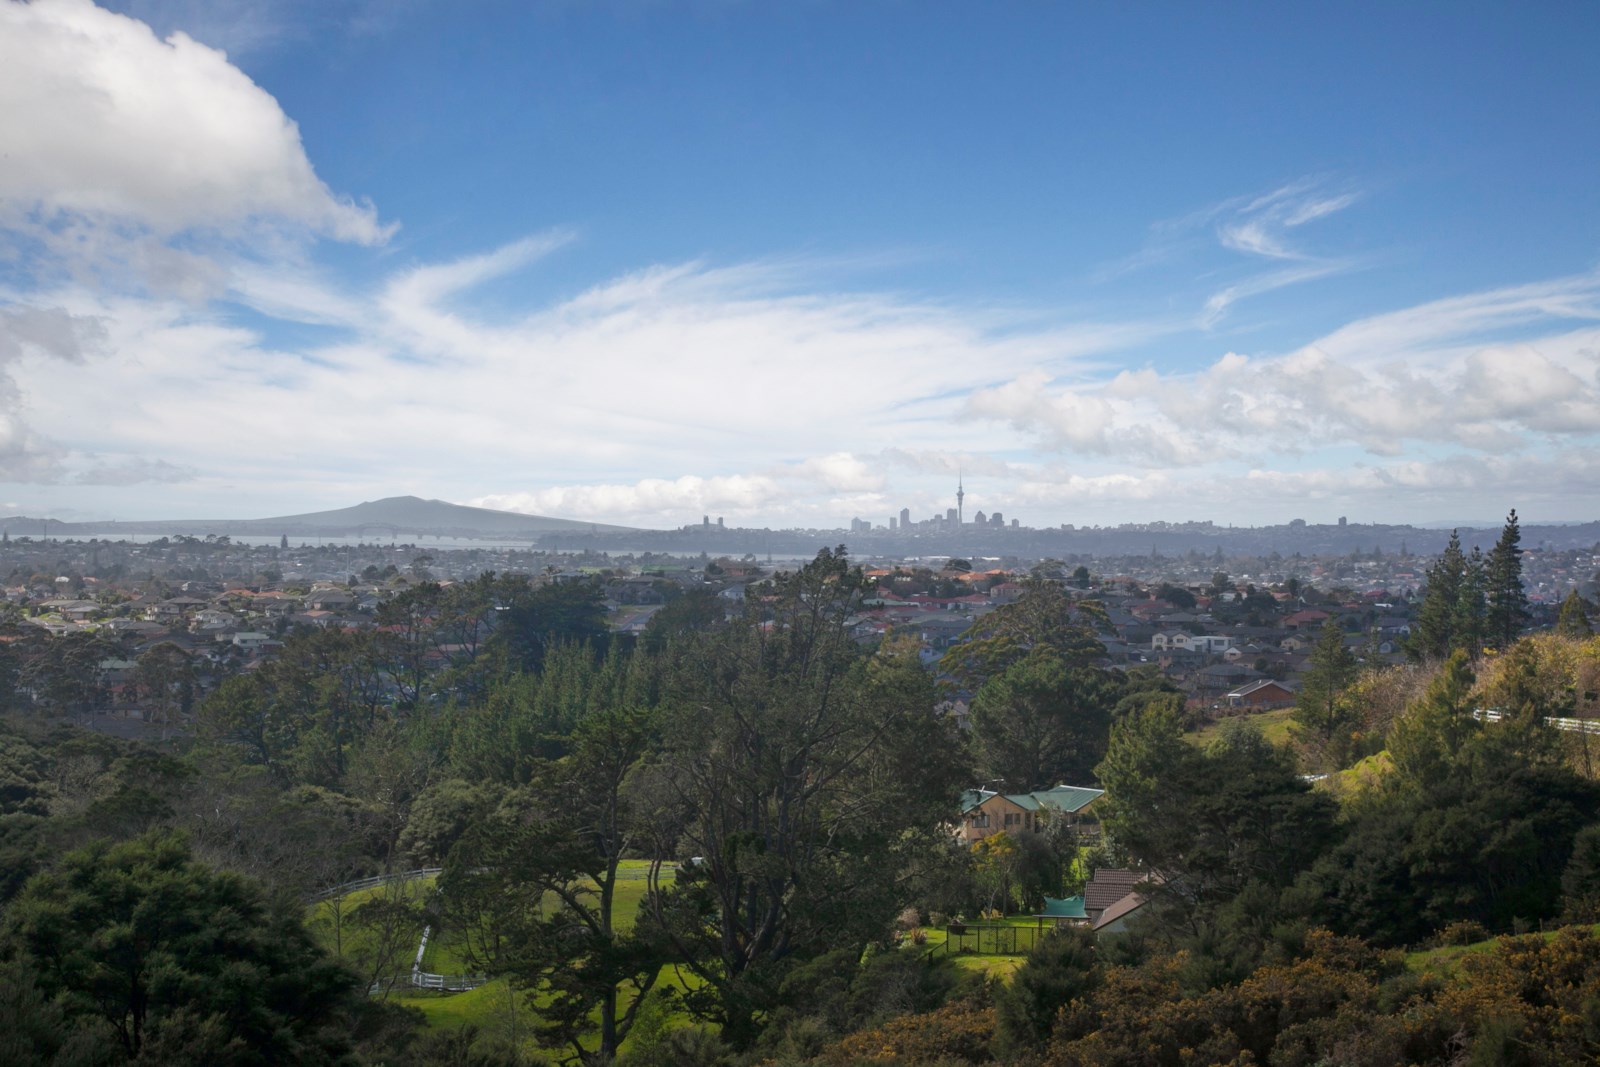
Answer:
1, 0, 1598, 531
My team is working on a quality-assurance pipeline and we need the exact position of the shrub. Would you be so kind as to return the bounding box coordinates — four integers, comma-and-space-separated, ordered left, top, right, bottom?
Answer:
1435, 919, 1490, 948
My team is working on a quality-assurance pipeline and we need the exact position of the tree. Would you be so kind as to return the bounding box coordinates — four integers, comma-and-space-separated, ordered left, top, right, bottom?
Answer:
1557, 591, 1594, 638
940, 579, 1104, 690
1291, 618, 1360, 767
0, 832, 369, 1064
994, 926, 1099, 1059
1486, 508, 1531, 650
969, 650, 1116, 790
491, 578, 610, 674
132, 642, 195, 727
1452, 545, 1487, 658
1098, 715, 1336, 921
641, 586, 724, 655
646, 549, 966, 1049
1386, 651, 1480, 791
446, 649, 665, 1065
1411, 531, 1464, 661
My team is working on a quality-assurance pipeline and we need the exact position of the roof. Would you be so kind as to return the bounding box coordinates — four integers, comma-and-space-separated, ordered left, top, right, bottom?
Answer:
960, 784, 1105, 815
1092, 891, 1148, 931
1036, 895, 1087, 919
1227, 678, 1298, 698
1084, 868, 1141, 915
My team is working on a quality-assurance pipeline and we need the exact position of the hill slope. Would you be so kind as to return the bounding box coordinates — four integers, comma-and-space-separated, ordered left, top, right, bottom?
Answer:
0, 496, 640, 538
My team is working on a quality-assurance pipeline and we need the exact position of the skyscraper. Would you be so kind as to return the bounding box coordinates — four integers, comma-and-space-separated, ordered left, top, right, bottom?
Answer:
957, 472, 965, 525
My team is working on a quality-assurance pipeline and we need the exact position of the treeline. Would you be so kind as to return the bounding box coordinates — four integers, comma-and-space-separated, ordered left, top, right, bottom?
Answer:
5, 545, 1600, 1064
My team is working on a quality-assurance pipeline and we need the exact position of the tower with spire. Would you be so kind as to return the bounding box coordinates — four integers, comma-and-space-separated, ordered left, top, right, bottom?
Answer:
957, 472, 965, 526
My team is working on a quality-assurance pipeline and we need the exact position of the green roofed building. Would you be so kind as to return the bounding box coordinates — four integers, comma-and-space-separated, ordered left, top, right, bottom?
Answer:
957, 784, 1104, 844
1035, 895, 1088, 925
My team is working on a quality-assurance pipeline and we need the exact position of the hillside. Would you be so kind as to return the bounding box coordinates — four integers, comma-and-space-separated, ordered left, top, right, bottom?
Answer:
0, 495, 640, 539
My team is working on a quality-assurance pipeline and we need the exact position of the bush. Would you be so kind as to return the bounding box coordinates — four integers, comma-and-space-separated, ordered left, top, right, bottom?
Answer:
1435, 919, 1490, 948
822, 998, 996, 1066
994, 926, 1100, 1060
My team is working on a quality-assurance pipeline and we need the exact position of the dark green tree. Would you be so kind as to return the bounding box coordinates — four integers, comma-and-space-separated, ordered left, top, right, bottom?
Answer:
131, 642, 196, 727
969, 650, 1116, 790
1386, 651, 1480, 791
492, 579, 610, 673
939, 578, 1104, 690
445, 649, 664, 1066
1292, 618, 1360, 764
993, 926, 1099, 1058
0, 832, 369, 1064
641, 586, 724, 655
1099, 715, 1337, 920
646, 550, 967, 1049
1411, 531, 1465, 661
1557, 591, 1594, 638
1452, 545, 1487, 658
1486, 508, 1531, 650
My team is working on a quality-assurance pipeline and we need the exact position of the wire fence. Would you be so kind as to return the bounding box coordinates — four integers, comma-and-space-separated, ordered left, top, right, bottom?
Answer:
925, 922, 1051, 959
308, 867, 442, 902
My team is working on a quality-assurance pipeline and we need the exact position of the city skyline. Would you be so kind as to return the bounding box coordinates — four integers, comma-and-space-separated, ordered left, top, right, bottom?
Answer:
1, 2, 1597, 529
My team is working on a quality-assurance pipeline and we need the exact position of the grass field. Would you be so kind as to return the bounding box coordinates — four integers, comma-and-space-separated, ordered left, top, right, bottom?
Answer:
319, 861, 1036, 1055
310, 859, 682, 1052
1187, 706, 1297, 748
1402, 923, 1600, 976
419, 860, 665, 975
913, 914, 1050, 978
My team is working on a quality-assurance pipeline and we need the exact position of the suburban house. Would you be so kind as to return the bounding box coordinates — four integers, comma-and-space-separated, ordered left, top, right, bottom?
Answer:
1083, 867, 1152, 932
1226, 678, 1298, 709
958, 784, 1105, 844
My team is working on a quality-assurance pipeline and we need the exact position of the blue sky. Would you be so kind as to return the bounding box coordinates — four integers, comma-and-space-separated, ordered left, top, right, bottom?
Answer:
1, 0, 1597, 530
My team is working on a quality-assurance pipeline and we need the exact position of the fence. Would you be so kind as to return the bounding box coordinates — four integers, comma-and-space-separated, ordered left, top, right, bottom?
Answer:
368, 972, 490, 996
309, 867, 442, 902
925, 922, 1050, 959
1472, 709, 1600, 735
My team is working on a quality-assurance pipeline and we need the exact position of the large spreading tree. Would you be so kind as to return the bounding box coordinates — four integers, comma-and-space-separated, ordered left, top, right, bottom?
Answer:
645, 548, 966, 1049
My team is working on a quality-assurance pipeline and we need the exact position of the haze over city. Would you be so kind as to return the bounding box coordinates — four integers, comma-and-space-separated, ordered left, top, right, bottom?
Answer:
1, 1, 1597, 530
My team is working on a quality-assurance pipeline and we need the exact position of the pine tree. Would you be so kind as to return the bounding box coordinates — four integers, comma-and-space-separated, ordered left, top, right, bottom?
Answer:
1293, 618, 1361, 768
1411, 531, 1465, 660
1557, 591, 1594, 638
1486, 509, 1530, 649
1452, 546, 1486, 658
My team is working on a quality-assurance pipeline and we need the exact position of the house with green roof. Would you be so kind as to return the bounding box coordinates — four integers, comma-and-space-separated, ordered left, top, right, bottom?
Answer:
957, 784, 1104, 844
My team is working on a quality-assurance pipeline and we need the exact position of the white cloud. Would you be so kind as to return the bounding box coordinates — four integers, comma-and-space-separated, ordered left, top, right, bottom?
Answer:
473, 475, 787, 526
0, 0, 389, 243
964, 272, 1600, 471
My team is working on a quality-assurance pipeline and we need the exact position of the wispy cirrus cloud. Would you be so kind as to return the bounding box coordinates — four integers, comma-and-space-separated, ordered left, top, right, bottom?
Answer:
1094, 178, 1363, 326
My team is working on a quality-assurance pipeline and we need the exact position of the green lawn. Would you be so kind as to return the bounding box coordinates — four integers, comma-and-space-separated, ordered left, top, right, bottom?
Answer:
306, 875, 438, 970
1187, 706, 1297, 748
911, 914, 1051, 978
314, 859, 682, 1055
1403, 923, 1600, 976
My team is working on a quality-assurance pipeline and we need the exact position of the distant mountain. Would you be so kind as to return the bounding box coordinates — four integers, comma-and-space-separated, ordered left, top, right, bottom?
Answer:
249, 497, 638, 535
0, 496, 641, 539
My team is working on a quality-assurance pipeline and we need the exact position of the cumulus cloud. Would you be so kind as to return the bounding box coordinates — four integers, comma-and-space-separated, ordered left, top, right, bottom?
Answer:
0, 0, 389, 243
966, 273, 1600, 468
